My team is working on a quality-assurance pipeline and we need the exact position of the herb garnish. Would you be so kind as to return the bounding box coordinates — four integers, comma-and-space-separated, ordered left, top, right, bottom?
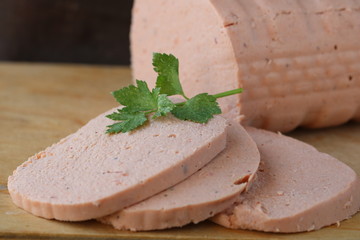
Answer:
106, 53, 243, 134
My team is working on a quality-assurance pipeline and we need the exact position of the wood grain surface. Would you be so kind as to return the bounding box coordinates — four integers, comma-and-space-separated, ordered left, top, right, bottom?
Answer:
0, 63, 359, 239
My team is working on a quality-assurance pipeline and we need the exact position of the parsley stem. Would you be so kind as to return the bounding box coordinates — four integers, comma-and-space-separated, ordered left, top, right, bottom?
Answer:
175, 102, 186, 106
175, 88, 243, 106
175, 94, 189, 106
212, 88, 243, 99
145, 110, 157, 114
182, 94, 190, 101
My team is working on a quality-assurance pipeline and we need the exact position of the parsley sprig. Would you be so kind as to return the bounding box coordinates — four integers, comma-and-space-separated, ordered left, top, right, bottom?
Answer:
106, 53, 243, 134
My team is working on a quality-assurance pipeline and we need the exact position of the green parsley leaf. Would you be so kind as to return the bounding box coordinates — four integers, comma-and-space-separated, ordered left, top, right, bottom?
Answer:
153, 53, 186, 98
106, 111, 147, 133
153, 94, 176, 118
106, 79, 175, 133
171, 93, 221, 123
106, 52, 243, 134
112, 80, 157, 112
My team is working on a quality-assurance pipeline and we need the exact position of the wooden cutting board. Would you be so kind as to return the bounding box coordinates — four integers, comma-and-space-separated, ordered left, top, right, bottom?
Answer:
0, 62, 359, 240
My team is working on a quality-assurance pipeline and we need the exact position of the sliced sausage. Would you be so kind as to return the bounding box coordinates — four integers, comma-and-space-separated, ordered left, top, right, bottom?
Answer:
8, 109, 228, 221
211, 127, 360, 232
99, 122, 260, 231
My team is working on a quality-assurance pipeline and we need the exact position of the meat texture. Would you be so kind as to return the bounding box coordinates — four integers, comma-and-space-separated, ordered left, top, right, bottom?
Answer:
131, 0, 360, 132
99, 122, 260, 231
211, 127, 360, 232
8, 109, 227, 221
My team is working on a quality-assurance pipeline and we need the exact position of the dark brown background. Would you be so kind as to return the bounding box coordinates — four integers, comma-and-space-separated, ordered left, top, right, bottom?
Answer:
0, 0, 133, 65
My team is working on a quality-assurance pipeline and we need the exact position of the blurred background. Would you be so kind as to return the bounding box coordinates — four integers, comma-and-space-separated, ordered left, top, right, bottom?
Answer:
0, 0, 133, 65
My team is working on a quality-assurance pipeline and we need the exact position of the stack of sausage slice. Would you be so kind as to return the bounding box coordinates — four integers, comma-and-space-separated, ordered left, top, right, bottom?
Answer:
8, 110, 360, 233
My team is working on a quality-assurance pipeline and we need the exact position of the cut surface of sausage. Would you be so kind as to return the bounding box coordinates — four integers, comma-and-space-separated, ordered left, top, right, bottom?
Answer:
211, 127, 360, 232
8, 109, 227, 221
99, 122, 260, 231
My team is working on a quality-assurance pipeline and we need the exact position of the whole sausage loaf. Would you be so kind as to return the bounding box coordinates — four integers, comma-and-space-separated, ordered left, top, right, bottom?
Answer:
131, 0, 360, 132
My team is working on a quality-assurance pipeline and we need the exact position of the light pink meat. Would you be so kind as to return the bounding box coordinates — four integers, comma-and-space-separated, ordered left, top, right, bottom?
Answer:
8, 109, 228, 221
211, 127, 360, 232
98, 122, 260, 231
131, 0, 360, 132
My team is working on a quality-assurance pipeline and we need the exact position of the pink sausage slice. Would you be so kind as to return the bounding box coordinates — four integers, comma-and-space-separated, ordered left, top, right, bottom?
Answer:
212, 127, 360, 232
99, 122, 260, 231
8, 110, 228, 221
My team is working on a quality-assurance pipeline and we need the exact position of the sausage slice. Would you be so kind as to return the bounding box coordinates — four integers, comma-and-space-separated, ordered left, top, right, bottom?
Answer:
8, 110, 228, 221
212, 127, 360, 232
99, 122, 260, 231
